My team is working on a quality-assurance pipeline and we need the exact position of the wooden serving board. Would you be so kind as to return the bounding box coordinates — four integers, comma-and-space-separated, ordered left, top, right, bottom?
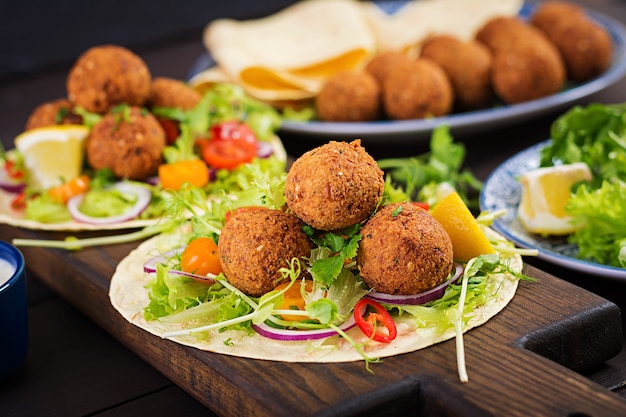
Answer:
3, 223, 626, 417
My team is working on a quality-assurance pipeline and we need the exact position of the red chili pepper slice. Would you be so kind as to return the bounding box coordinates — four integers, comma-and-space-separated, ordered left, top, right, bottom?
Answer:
411, 201, 430, 211
353, 298, 397, 343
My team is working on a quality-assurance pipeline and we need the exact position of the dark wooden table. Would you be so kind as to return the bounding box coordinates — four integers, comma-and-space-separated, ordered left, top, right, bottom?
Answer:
1, 1, 626, 416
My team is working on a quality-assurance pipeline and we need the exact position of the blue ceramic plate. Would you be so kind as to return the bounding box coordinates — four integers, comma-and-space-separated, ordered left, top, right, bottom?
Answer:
189, 1, 626, 143
479, 141, 626, 281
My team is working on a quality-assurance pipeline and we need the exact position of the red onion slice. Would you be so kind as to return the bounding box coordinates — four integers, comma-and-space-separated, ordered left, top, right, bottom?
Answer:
143, 247, 185, 273
252, 315, 357, 341
0, 169, 25, 194
366, 263, 464, 306
66, 182, 152, 224
256, 141, 274, 158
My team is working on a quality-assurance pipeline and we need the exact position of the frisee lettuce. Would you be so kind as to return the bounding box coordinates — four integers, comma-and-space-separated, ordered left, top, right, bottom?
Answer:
567, 179, 626, 267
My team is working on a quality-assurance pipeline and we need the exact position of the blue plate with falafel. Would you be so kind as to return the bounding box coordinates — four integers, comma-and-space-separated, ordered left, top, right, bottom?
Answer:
189, 0, 626, 143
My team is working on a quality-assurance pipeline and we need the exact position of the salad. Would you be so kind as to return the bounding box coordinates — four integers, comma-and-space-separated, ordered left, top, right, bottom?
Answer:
539, 103, 626, 268
108, 126, 536, 382
0, 83, 286, 233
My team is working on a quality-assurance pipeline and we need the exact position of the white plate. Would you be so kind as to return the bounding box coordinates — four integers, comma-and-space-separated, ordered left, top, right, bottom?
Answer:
189, 1, 626, 143
479, 141, 626, 281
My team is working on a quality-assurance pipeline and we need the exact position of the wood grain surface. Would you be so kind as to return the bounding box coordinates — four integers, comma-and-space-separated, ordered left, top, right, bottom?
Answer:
2, 223, 625, 417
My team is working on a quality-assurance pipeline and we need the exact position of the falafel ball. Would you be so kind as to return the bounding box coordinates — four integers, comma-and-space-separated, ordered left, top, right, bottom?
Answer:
285, 140, 384, 231
25, 98, 83, 130
146, 77, 202, 110
218, 208, 313, 297
420, 35, 494, 111
365, 50, 413, 86
67, 45, 152, 113
382, 58, 453, 120
357, 202, 454, 295
86, 106, 165, 179
476, 16, 566, 104
531, 3, 612, 83
490, 42, 565, 104
530, 1, 585, 31
315, 70, 381, 122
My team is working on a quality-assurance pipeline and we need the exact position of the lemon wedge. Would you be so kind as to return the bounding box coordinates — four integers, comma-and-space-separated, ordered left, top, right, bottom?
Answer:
517, 162, 592, 236
15, 125, 90, 191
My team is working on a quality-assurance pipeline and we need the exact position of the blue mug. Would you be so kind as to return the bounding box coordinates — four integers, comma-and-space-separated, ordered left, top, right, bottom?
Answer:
0, 240, 28, 381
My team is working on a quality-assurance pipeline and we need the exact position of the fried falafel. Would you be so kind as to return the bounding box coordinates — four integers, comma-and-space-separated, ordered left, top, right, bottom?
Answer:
357, 202, 454, 295
86, 106, 165, 180
67, 45, 152, 113
476, 16, 565, 104
146, 77, 202, 110
25, 98, 83, 130
531, 2, 612, 83
284, 140, 384, 231
420, 35, 494, 111
218, 208, 313, 297
315, 70, 381, 122
382, 58, 453, 120
365, 50, 413, 86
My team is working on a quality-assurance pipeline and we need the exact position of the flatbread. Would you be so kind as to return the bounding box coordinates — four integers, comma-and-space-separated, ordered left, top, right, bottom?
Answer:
362, 0, 524, 53
202, 0, 377, 101
0, 136, 287, 231
109, 228, 522, 362
0, 189, 159, 231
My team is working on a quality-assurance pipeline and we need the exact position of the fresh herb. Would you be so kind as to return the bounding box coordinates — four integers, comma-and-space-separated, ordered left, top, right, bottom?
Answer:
377, 125, 483, 210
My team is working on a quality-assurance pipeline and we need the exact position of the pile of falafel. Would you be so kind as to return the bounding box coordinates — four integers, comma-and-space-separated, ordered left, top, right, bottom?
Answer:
25, 45, 203, 180
218, 139, 455, 298
315, 1, 613, 122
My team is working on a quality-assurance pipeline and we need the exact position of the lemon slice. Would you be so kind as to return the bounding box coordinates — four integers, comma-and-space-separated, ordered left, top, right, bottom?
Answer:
517, 162, 592, 236
14, 125, 90, 191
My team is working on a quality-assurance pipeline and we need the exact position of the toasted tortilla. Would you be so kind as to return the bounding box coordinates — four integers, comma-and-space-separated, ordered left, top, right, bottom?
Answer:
109, 227, 522, 362
202, 0, 377, 102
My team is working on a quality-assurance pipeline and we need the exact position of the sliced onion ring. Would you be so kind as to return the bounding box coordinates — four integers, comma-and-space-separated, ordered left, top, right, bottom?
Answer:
252, 315, 357, 341
256, 141, 274, 158
0, 169, 26, 194
365, 262, 464, 306
67, 182, 152, 224
143, 247, 184, 273
143, 246, 216, 284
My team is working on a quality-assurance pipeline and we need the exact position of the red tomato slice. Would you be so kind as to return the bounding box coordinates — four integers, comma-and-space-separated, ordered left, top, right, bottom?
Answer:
201, 139, 257, 170
354, 298, 397, 343
200, 121, 259, 170
157, 117, 180, 145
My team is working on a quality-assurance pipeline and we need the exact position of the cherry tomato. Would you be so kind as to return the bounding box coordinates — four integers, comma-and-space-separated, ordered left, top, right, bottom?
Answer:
180, 237, 222, 277
353, 298, 397, 343
224, 206, 266, 222
157, 117, 180, 145
158, 159, 209, 191
47, 175, 90, 204
274, 280, 314, 321
200, 121, 258, 170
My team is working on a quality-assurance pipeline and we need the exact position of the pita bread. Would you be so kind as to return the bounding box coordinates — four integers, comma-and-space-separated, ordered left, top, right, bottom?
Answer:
362, 0, 524, 53
109, 227, 522, 363
202, 0, 377, 102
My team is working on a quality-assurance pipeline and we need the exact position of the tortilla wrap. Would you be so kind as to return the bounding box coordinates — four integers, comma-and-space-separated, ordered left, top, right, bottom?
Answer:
0, 136, 287, 232
109, 228, 522, 362
202, 0, 376, 101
